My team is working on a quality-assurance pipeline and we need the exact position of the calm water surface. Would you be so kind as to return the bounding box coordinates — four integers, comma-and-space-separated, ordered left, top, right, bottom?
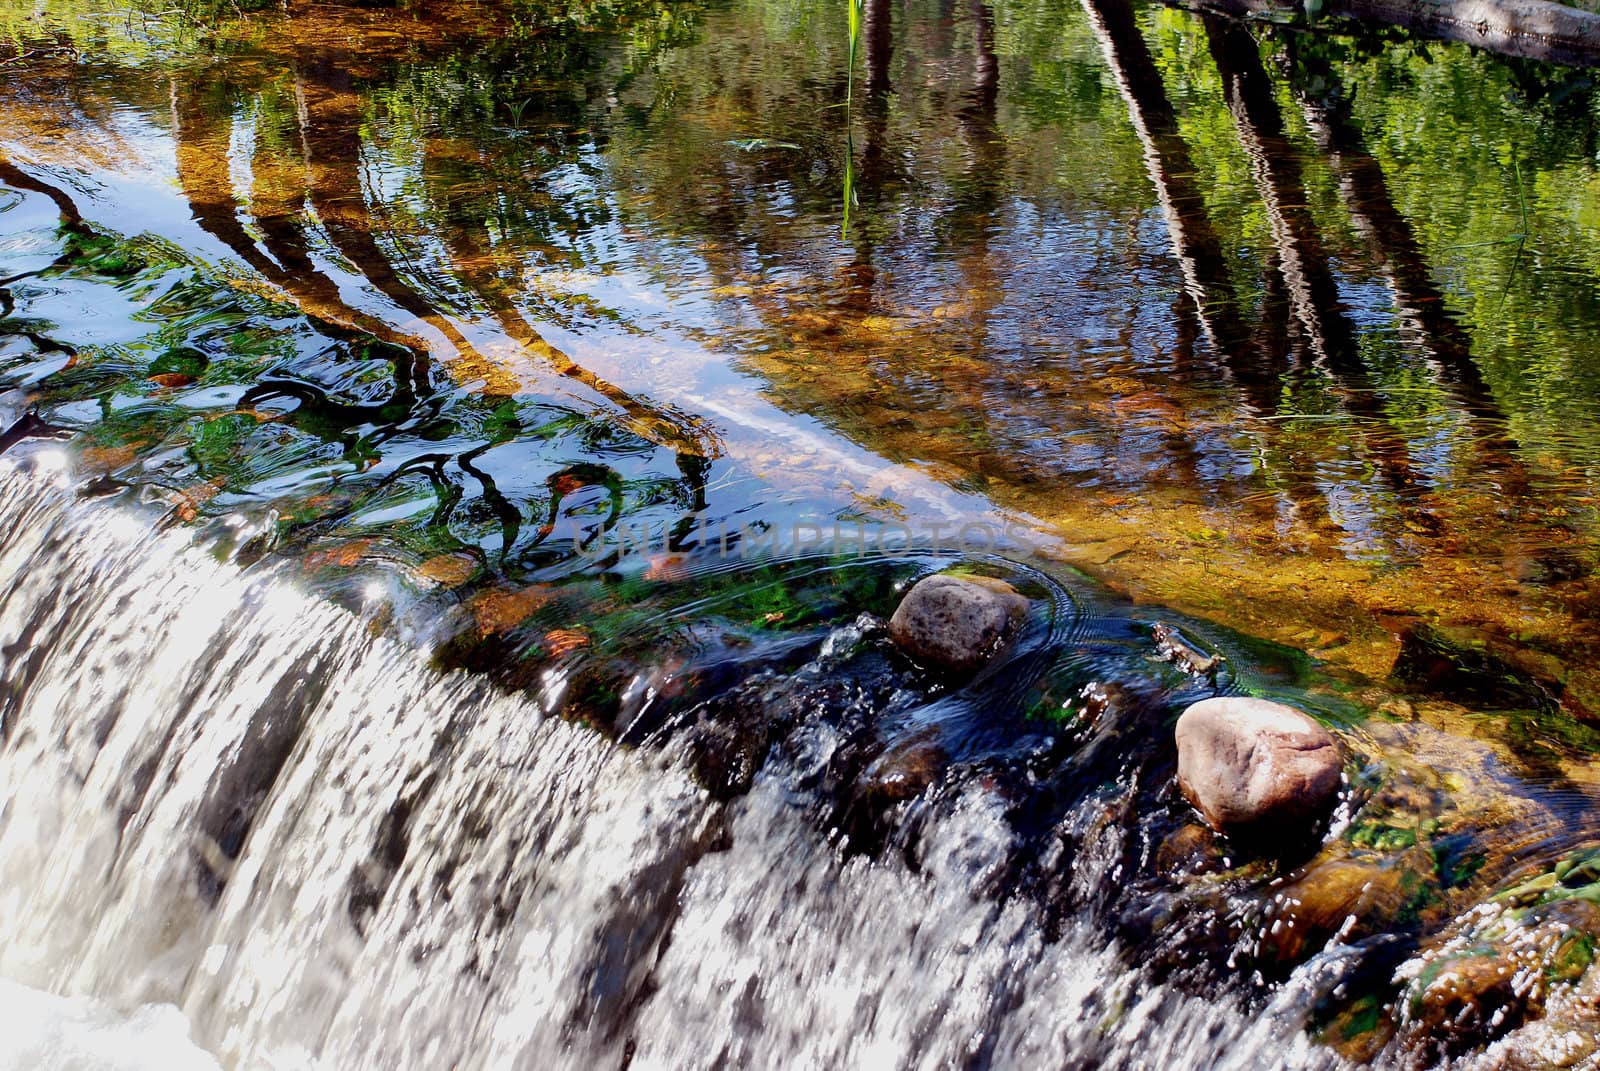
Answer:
5, 0, 1600, 686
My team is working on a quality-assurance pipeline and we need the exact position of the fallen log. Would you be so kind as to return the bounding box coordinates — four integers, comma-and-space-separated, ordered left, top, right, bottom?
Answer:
1169, 0, 1600, 67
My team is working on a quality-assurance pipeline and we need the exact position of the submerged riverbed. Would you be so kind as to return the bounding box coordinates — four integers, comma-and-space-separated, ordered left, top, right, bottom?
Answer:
6, 0, 1600, 1065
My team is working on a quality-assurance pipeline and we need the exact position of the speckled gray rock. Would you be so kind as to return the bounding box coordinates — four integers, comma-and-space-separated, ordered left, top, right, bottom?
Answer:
888, 574, 1028, 676
1175, 696, 1343, 833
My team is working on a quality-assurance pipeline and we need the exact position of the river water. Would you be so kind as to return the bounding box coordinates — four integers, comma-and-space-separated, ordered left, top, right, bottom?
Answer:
6, 0, 1600, 1066
0, 464, 1351, 1069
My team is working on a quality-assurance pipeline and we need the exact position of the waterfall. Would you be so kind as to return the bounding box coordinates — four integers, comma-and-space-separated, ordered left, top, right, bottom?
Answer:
0, 459, 1340, 1070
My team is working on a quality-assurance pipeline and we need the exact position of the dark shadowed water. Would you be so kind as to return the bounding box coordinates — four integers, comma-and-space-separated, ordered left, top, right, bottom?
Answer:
7, 0, 1600, 1065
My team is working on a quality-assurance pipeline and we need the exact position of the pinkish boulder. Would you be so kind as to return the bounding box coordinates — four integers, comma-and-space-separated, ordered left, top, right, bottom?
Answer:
1175, 697, 1343, 834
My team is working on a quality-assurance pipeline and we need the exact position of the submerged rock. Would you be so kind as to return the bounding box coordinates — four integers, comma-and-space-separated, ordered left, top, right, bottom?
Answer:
1390, 621, 1562, 715
1174, 697, 1343, 835
888, 573, 1028, 676
1258, 855, 1422, 963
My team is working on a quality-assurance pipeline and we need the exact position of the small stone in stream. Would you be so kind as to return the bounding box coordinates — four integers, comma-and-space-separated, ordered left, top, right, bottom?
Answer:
1174, 697, 1343, 835
1502, 542, 1590, 586
888, 573, 1028, 676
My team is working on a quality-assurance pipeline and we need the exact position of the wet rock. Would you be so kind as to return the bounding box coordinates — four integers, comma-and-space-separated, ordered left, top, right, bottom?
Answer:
1174, 697, 1343, 835
888, 573, 1028, 676
1156, 822, 1217, 876
858, 730, 948, 803
1481, 1016, 1600, 1071
669, 646, 912, 803
1398, 898, 1600, 1060
1320, 991, 1398, 1066
1481, 939, 1600, 1070
0, 410, 72, 456
684, 715, 770, 800
1404, 953, 1525, 1052
671, 677, 785, 800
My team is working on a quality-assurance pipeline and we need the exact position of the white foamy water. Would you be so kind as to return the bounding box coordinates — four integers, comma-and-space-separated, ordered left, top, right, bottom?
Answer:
0, 461, 1343, 1069
0, 979, 220, 1071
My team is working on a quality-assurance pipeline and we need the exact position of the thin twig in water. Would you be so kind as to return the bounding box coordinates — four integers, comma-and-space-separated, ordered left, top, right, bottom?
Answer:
0, 45, 80, 66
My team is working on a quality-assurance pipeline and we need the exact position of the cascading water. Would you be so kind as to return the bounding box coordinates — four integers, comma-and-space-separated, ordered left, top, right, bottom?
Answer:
0, 457, 1347, 1069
